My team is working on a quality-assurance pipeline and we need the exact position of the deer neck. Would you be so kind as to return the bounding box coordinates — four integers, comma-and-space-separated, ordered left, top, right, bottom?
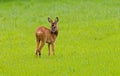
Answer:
51, 30, 58, 41
50, 30, 58, 36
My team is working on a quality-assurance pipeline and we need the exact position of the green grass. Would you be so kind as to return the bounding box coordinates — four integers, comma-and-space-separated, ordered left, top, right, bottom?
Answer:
0, 0, 120, 76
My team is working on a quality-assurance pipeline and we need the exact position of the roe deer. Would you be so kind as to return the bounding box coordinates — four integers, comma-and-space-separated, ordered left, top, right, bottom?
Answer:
35, 17, 59, 56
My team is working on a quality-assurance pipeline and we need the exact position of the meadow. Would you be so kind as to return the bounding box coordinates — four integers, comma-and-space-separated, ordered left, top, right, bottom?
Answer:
0, 0, 120, 76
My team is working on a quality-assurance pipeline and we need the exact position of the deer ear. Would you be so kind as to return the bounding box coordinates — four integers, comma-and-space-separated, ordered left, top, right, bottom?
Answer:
48, 17, 53, 23
55, 17, 59, 23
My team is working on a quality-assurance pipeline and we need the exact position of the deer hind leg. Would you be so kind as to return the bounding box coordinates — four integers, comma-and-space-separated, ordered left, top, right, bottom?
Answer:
36, 39, 40, 56
39, 41, 45, 56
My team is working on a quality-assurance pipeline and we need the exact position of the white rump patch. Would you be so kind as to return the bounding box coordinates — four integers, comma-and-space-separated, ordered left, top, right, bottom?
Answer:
37, 31, 42, 34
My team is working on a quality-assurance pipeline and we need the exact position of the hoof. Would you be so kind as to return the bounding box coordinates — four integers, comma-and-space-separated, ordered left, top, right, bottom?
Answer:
39, 53, 41, 56
48, 53, 50, 56
53, 53, 55, 56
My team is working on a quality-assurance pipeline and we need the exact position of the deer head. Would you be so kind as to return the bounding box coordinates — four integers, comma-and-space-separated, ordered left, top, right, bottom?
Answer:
48, 17, 59, 34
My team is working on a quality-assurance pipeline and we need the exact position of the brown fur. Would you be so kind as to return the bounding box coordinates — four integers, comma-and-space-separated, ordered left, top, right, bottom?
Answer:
35, 17, 59, 56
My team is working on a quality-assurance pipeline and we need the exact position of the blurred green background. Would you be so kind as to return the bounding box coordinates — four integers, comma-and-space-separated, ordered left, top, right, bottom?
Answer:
0, 0, 120, 76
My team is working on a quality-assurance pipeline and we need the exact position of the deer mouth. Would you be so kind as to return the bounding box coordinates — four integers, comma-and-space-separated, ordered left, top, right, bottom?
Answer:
50, 27, 57, 34
50, 30, 55, 34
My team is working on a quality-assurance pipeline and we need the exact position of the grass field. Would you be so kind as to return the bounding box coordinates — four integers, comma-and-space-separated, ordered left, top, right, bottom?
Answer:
0, 0, 120, 76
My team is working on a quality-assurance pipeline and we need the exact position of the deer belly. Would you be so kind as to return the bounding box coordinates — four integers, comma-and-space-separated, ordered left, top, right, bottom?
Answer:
46, 39, 51, 44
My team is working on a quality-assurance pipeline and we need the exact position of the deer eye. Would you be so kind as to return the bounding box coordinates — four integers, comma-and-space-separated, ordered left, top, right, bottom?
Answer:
52, 26, 56, 28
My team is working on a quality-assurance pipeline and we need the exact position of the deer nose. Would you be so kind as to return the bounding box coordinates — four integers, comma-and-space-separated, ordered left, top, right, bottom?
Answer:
54, 26, 56, 29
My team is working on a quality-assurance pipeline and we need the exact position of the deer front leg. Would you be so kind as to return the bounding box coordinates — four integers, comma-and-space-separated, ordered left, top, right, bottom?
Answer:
36, 39, 40, 56
51, 43, 55, 55
48, 43, 50, 56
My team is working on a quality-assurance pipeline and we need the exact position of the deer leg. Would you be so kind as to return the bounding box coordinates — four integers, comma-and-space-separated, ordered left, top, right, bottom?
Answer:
48, 43, 50, 56
39, 41, 45, 56
51, 43, 55, 55
36, 39, 40, 56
